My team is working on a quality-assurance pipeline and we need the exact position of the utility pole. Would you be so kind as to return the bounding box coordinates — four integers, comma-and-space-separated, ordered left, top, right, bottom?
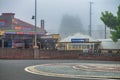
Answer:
89, 2, 93, 37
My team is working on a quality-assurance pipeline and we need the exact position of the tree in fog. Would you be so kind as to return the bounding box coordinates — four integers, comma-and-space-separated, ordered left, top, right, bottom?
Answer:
101, 11, 117, 30
59, 14, 83, 37
101, 5, 120, 42
100, 11, 117, 39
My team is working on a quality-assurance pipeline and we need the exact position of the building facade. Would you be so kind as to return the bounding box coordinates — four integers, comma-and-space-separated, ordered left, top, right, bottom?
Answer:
57, 33, 101, 53
0, 13, 46, 48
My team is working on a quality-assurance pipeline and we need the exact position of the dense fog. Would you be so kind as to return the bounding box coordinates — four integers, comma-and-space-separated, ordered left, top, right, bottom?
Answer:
0, 0, 120, 38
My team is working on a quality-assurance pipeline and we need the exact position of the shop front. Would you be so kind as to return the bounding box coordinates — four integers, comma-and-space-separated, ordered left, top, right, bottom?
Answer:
0, 13, 46, 48
57, 33, 101, 52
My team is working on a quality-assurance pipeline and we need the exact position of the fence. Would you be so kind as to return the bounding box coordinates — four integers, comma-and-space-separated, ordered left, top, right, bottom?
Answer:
0, 48, 34, 59
0, 48, 120, 61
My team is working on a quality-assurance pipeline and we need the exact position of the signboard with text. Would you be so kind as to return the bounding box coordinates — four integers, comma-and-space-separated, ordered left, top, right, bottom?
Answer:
15, 26, 32, 31
71, 38, 86, 43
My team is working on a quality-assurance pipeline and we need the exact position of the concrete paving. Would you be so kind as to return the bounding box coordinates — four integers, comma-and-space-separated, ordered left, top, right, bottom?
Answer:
0, 60, 120, 80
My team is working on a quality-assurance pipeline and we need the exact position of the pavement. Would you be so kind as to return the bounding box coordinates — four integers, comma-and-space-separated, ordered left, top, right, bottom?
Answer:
0, 60, 120, 80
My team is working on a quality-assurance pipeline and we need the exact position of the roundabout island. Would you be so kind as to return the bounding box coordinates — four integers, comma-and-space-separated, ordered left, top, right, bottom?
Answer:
25, 63, 120, 79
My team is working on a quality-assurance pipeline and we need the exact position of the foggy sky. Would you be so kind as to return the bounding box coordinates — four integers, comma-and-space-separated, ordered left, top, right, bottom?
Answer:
0, 0, 120, 34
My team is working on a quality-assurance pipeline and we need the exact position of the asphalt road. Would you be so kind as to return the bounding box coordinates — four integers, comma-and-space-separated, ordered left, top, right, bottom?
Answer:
0, 60, 120, 80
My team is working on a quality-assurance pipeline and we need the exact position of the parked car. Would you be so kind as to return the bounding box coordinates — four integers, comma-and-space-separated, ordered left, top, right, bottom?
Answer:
13, 40, 25, 48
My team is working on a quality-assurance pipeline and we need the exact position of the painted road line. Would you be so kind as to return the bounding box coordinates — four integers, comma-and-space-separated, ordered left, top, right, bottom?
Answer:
25, 63, 120, 79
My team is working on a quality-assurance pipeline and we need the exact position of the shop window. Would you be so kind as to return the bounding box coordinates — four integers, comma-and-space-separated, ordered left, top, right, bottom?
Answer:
72, 45, 75, 49
82, 45, 85, 49
79, 45, 81, 49
108, 50, 112, 53
69, 46, 71, 49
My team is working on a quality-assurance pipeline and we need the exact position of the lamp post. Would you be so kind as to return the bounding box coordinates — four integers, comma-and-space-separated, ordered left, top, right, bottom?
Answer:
34, 0, 37, 48
33, 0, 39, 59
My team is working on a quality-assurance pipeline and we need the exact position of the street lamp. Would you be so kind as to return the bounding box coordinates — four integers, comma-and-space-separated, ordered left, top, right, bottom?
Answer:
34, 0, 37, 48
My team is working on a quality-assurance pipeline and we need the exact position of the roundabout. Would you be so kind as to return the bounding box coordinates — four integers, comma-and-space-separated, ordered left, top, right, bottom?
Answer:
25, 63, 120, 79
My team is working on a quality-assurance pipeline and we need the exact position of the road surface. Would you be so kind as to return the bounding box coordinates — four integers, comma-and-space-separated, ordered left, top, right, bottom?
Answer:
0, 60, 120, 80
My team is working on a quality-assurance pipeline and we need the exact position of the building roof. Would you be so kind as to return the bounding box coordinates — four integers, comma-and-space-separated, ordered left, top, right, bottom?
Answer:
0, 13, 46, 35
60, 33, 98, 42
98, 39, 120, 49
98, 39, 120, 42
